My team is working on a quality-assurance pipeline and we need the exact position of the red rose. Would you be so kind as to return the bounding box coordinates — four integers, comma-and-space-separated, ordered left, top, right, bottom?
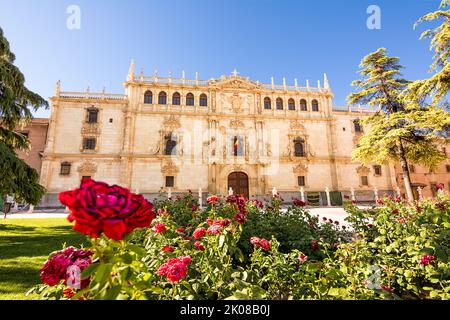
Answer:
310, 239, 319, 251
226, 195, 248, 224
436, 183, 444, 191
157, 256, 191, 283
293, 198, 306, 206
380, 285, 394, 293
162, 245, 174, 253
194, 241, 205, 251
207, 195, 219, 203
40, 253, 71, 286
250, 237, 270, 251
419, 254, 436, 266
193, 227, 206, 240
206, 224, 223, 235
234, 212, 247, 224
59, 178, 155, 241
39, 247, 93, 288
298, 252, 308, 263
176, 227, 185, 234
206, 218, 232, 235
152, 223, 166, 234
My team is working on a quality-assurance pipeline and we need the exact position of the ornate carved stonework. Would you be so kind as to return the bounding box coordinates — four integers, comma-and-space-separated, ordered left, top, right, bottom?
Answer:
356, 165, 370, 175
293, 163, 308, 175
290, 121, 306, 133
77, 161, 97, 175
163, 115, 181, 130
209, 76, 261, 90
161, 160, 179, 176
81, 123, 101, 135
230, 119, 245, 130
228, 93, 244, 113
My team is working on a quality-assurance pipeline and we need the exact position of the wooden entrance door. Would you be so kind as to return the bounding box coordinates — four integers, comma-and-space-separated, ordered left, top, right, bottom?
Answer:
228, 172, 249, 198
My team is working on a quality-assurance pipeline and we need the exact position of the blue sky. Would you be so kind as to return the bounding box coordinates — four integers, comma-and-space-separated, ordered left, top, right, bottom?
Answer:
0, 0, 442, 117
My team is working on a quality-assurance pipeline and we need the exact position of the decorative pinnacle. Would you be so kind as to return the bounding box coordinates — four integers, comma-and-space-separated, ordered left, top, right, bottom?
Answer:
54, 80, 61, 97
232, 68, 239, 77
127, 59, 135, 81
324, 73, 330, 91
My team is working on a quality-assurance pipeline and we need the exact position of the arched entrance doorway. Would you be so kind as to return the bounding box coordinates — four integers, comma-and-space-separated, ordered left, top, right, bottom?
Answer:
228, 172, 249, 198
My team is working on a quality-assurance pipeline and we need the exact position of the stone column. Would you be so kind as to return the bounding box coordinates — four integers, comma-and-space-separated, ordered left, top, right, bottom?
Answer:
325, 187, 331, 207
350, 187, 356, 201
272, 187, 277, 197
396, 187, 401, 198
373, 187, 379, 203
168, 188, 172, 199
198, 188, 202, 209
417, 186, 423, 201
300, 187, 305, 202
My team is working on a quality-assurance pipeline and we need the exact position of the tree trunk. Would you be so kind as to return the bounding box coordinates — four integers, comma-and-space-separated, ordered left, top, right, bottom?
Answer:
398, 139, 414, 201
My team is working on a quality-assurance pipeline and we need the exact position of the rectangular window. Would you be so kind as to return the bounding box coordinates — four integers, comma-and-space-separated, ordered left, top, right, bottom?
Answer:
165, 176, 174, 188
446, 165, 450, 173
60, 162, 71, 175
297, 176, 305, 187
361, 176, 368, 186
87, 109, 98, 123
373, 165, 382, 176
83, 138, 96, 150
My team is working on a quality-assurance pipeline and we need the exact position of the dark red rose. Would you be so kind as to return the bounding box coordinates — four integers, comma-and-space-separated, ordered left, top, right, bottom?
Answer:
436, 183, 445, 191
59, 178, 155, 241
194, 241, 205, 251
310, 239, 319, 251
234, 212, 247, 224
40, 253, 71, 286
39, 247, 93, 288
293, 198, 306, 206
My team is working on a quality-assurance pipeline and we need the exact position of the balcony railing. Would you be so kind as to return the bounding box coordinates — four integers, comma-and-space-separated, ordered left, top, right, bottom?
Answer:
59, 92, 127, 100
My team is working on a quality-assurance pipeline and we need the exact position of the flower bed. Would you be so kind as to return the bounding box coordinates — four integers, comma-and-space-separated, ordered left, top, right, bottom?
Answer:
28, 178, 450, 300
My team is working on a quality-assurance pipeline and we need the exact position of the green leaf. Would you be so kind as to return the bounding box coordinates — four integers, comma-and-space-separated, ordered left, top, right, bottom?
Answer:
103, 285, 122, 300
81, 263, 99, 280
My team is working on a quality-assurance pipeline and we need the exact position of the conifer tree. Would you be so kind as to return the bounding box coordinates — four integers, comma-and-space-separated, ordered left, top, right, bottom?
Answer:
348, 48, 448, 201
405, 0, 450, 107
0, 27, 48, 205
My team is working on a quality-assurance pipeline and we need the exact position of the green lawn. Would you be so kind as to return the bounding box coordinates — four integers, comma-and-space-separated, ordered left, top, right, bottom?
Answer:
0, 218, 88, 300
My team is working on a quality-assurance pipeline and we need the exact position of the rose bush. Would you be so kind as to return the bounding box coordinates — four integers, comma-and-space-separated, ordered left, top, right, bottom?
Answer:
29, 179, 450, 300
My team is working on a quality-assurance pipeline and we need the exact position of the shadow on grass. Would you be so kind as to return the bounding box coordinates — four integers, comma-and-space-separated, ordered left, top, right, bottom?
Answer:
0, 225, 89, 260
0, 224, 38, 233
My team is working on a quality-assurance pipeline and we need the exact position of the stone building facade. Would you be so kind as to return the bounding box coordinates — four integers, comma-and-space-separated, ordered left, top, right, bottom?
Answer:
394, 145, 450, 200
39, 65, 398, 207
15, 118, 49, 176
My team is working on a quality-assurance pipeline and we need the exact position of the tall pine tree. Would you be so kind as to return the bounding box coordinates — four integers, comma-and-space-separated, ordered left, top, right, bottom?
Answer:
348, 48, 448, 201
405, 0, 450, 107
0, 27, 48, 205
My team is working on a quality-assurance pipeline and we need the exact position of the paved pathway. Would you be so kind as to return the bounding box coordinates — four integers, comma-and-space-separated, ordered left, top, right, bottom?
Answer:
2, 206, 364, 227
